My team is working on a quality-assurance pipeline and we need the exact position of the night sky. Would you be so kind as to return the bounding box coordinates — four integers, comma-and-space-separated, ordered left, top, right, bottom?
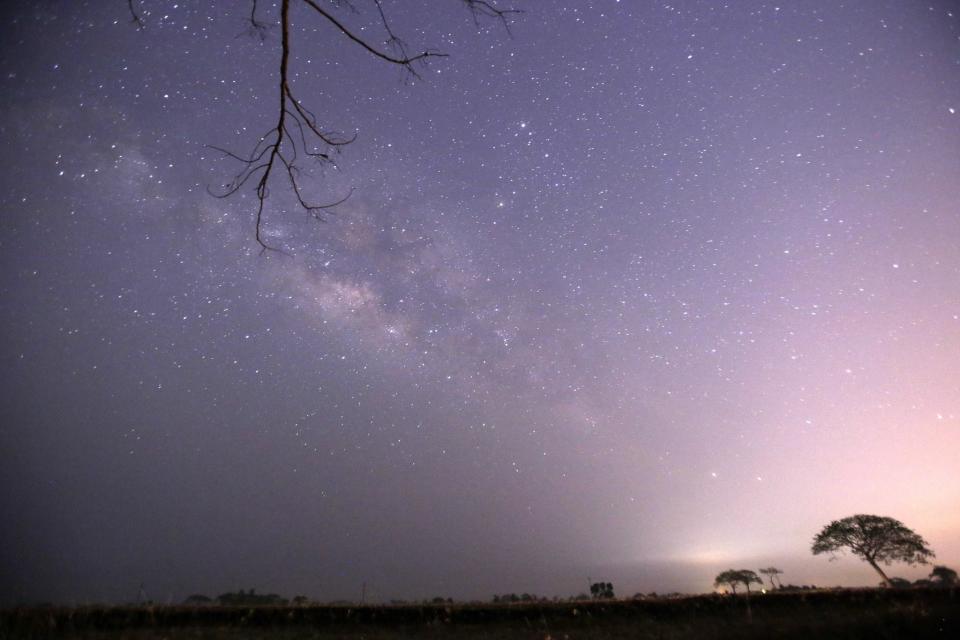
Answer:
1, 0, 959, 605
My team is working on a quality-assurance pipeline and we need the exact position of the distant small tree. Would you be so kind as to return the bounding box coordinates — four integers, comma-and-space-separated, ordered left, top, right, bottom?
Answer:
216, 589, 287, 606
930, 565, 958, 586
590, 582, 614, 599
811, 515, 934, 587
888, 577, 912, 589
758, 567, 784, 590
183, 594, 212, 605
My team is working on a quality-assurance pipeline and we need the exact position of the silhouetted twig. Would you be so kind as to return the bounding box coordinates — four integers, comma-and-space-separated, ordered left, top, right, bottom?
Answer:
127, 0, 144, 29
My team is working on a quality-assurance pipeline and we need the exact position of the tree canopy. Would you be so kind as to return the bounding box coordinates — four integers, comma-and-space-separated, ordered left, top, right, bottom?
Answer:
811, 514, 934, 587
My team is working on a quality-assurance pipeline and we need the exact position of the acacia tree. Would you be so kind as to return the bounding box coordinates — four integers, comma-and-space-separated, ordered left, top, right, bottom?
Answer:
714, 570, 741, 594
715, 570, 761, 595
811, 515, 934, 587
735, 570, 763, 594
758, 567, 784, 590
128, 0, 519, 252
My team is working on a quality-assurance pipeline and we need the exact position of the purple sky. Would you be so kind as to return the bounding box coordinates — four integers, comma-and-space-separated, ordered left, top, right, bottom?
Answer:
1, 1, 958, 605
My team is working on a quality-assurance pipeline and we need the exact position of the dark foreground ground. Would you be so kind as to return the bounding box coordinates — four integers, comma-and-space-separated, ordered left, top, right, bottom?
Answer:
3, 588, 958, 639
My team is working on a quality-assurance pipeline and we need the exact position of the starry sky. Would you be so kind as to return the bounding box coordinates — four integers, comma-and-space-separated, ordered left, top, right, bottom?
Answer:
1, 0, 959, 605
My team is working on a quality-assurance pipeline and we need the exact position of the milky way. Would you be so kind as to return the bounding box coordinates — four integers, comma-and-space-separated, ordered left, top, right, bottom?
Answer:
1, 1, 958, 604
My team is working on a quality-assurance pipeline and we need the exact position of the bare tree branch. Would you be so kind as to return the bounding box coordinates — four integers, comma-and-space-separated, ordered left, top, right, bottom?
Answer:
301, 0, 448, 73
461, 0, 522, 33
130, 0, 518, 253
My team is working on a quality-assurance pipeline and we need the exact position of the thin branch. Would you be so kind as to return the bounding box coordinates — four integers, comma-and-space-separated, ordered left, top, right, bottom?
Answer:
372, 0, 412, 61
301, 0, 448, 73
461, 0, 522, 34
206, 142, 272, 166
127, 0, 144, 29
243, 0, 271, 40
286, 89, 356, 146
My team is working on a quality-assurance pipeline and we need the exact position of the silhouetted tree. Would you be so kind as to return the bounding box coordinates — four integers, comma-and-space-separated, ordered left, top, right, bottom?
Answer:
930, 565, 958, 586
735, 570, 763, 594
811, 514, 934, 587
590, 582, 614, 599
216, 588, 287, 605
183, 594, 212, 605
715, 569, 762, 595
128, 0, 519, 252
714, 570, 741, 594
758, 567, 784, 590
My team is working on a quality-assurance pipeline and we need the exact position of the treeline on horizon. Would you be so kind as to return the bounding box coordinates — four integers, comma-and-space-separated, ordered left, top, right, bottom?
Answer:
15, 514, 958, 609
167, 564, 955, 610
176, 582, 822, 609
164, 514, 956, 609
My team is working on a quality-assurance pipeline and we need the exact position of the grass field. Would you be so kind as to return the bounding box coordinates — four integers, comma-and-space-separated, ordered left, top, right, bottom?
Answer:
3, 587, 957, 639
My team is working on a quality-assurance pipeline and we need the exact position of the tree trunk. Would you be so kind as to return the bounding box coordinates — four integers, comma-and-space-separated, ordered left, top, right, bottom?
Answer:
867, 558, 892, 587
